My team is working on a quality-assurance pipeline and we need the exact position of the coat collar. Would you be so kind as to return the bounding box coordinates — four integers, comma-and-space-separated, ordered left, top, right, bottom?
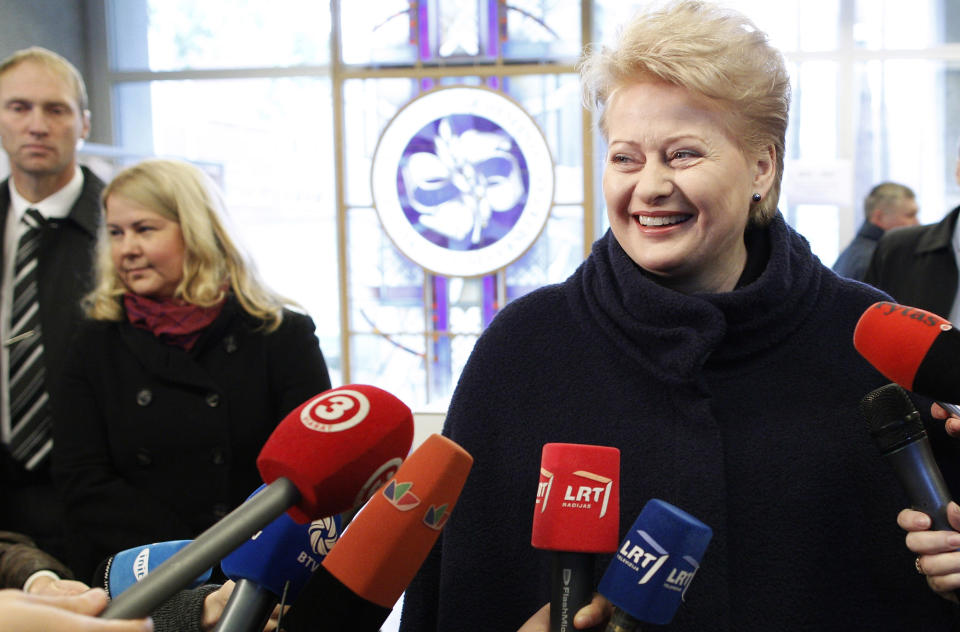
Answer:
0, 165, 103, 244
118, 295, 244, 389
857, 220, 886, 242
566, 213, 822, 380
914, 205, 960, 255
68, 166, 104, 239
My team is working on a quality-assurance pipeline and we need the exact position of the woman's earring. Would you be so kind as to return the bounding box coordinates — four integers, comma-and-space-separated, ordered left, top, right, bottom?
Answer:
752, 193, 762, 202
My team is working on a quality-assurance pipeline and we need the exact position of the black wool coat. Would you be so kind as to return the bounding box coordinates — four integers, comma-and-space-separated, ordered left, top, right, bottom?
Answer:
51, 298, 332, 582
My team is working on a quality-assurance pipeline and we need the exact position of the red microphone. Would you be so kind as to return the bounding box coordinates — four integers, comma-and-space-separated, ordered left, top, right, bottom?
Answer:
853, 302, 960, 414
282, 433, 474, 632
257, 385, 415, 523
103, 384, 414, 620
531, 443, 620, 632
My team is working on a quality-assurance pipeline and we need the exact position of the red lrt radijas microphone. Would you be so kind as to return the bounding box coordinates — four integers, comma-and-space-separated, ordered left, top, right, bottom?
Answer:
531, 443, 620, 632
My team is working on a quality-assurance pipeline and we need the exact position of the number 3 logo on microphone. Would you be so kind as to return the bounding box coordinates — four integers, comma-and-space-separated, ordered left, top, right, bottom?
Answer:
300, 389, 371, 432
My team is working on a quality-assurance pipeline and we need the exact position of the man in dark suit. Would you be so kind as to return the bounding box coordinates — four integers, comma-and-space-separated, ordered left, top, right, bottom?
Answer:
863, 157, 960, 320
0, 46, 105, 578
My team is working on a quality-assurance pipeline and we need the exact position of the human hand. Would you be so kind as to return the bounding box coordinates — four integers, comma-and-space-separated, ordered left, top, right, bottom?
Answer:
931, 403, 960, 438
0, 587, 152, 631
516, 594, 614, 631
200, 581, 232, 632
898, 501, 960, 602
201, 581, 287, 632
26, 575, 91, 596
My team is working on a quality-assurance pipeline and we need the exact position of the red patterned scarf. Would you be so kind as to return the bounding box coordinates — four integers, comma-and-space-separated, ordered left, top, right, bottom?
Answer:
124, 293, 225, 350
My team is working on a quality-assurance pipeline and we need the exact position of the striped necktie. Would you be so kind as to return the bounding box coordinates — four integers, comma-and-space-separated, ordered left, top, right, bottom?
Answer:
8, 208, 51, 470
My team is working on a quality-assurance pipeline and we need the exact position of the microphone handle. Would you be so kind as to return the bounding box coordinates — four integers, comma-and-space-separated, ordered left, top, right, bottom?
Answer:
884, 437, 953, 530
550, 552, 598, 632
884, 437, 960, 601
213, 579, 277, 632
604, 607, 641, 632
281, 564, 393, 632
102, 477, 300, 620
938, 402, 960, 419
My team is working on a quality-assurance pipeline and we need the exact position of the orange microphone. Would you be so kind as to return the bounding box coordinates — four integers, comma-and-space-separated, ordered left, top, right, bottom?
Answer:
853, 302, 960, 415
282, 433, 474, 632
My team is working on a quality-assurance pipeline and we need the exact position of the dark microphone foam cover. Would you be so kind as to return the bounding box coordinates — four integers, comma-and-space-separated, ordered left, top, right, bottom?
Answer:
221, 486, 341, 600
321, 433, 473, 609
257, 384, 414, 523
859, 382, 927, 454
598, 499, 712, 625
531, 443, 620, 553
854, 302, 960, 402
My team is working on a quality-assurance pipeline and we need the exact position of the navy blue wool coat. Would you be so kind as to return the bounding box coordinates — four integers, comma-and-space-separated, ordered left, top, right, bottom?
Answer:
401, 214, 960, 631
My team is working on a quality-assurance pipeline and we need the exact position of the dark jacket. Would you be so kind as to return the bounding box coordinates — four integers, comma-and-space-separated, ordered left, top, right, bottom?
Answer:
0, 530, 73, 589
0, 166, 104, 420
0, 166, 104, 561
863, 205, 959, 318
51, 298, 331, 582
400, 214, 960, 631
832, 220, 885, 281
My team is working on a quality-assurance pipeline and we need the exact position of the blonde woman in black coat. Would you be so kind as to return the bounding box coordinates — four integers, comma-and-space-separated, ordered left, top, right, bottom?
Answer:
51, 159, 331, 582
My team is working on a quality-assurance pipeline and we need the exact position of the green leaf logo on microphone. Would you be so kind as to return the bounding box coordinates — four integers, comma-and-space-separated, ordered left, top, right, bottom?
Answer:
383, 480, 420, 511
423, 504, 451, 530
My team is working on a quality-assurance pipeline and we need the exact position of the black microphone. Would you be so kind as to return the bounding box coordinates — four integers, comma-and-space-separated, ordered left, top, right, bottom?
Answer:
861, 383, 954, 528
860, 383, 960, 598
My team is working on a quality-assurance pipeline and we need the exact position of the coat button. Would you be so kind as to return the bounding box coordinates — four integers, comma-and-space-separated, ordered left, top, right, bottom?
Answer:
135, 449, 152, 467
136, 389, 152, 406
205, 393, 220, 408
212, 503, 229, 519
211, 448, 226, 465
224, 336, 238, 353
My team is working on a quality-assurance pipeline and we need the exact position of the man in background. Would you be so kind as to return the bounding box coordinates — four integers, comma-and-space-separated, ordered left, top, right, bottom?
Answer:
0, 46, 105, 576
863, 149, 960, 321
832, 181, 919, 281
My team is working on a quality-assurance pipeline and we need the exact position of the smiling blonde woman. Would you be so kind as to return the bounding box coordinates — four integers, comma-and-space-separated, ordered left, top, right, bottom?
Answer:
398, 2, 960, 631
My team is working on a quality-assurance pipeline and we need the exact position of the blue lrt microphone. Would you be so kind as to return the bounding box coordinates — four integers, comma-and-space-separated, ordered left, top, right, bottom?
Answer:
214, 486, 341, 632
598, 499, 712, 631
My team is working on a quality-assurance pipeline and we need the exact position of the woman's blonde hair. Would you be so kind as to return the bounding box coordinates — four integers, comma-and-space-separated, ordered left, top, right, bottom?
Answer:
85, 158, 291, 331
579, 0, 790, 224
